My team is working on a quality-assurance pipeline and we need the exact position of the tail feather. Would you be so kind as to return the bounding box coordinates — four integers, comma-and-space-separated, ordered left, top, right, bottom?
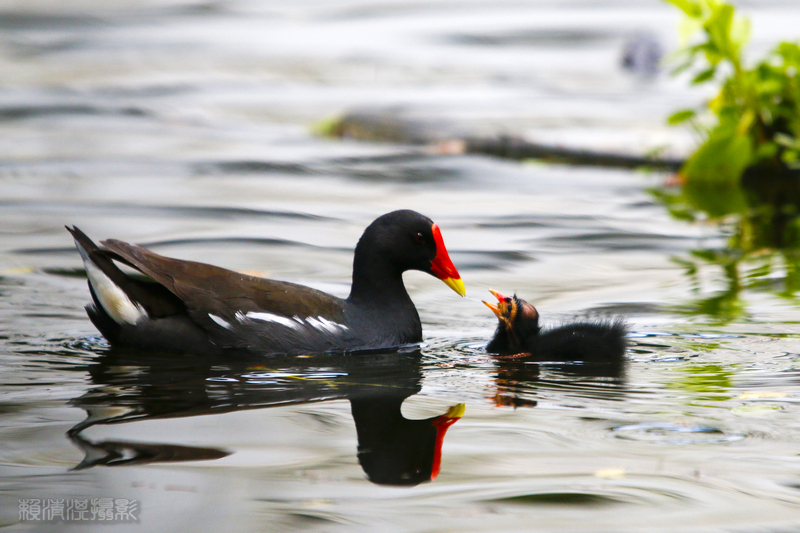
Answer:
68, 225, 189, 324
67, 226, 150, 327
68, 227, 217, 354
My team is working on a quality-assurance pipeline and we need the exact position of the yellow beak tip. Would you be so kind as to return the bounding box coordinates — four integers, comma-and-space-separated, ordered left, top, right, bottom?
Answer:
445, 403, 466, 419
444, 277, 466, 297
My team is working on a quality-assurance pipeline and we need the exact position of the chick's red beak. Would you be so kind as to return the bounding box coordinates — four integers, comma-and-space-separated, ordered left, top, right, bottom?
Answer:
489, 289, 509, 302
429, 223, 466, 297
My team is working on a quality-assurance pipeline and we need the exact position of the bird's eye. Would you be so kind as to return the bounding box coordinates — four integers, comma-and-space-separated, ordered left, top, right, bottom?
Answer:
413, 232, 425, 244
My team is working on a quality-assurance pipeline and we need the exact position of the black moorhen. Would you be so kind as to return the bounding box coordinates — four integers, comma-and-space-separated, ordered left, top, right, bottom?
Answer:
484, 290, 627, 363
67, 210, 465, 356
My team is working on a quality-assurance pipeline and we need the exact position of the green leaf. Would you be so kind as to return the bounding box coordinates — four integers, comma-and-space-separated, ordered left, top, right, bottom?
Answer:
703, 4, 739, 62
755, 142, 778, 160
706, 4, 734, 42
703, 45, 725, 66
680, 129, 753, 217
666, 0, 703, 18
756, 78, 783, 96
782, 149, 799, 166
677, 17, 705, 46
668, 109, 698, 125
730, 16, 751, 50
670, 59, 696, 76
776, 42, 800, 65
692, 68, 717, 84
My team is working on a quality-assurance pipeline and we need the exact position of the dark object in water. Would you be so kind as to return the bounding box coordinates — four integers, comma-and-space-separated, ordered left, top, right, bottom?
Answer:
323, 109, 683, 171
621, 31, 663, 78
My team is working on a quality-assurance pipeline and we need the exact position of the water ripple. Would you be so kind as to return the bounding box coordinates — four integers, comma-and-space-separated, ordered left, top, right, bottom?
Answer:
612, 421, 745, 445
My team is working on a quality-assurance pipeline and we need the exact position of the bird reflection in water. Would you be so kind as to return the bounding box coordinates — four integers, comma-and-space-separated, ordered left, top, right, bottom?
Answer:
67, 349, 463, 487
483, 290, 628, 409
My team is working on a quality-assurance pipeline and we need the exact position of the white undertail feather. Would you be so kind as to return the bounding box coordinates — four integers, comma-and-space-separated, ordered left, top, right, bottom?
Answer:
74, 239, 148, 326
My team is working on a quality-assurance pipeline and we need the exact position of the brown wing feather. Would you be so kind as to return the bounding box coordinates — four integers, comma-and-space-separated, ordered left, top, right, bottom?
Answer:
100, 239, 346, 321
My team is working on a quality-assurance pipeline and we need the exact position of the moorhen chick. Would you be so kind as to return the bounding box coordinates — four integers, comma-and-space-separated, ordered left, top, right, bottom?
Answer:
67, 210, 465, 356
484, 290, 627, 363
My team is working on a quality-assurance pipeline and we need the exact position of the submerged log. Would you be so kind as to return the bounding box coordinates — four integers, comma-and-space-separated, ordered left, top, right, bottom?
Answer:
462, 135, 683, 170
319, 108, 684, 171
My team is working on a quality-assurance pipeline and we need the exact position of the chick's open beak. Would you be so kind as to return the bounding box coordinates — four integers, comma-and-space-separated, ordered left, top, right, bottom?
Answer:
482, 289, 510, 318
483, 300, 501, 317
483, 289, 519, 331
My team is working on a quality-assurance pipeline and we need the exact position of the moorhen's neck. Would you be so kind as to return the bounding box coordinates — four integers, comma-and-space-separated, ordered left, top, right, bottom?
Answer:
347, 245, 413, 308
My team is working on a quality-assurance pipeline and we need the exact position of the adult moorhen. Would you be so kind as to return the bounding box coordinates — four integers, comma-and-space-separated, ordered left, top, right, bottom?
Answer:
483, 290, 627, 363
67, 210, 465, 356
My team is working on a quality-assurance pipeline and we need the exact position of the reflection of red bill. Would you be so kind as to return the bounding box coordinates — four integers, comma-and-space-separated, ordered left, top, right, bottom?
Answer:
430, 403, 465, 480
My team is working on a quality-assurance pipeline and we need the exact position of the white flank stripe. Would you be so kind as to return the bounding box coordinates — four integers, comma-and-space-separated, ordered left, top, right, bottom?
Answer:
307, 316, 349, 334
305, 317, 323, 331
208, 314, 232, 330
320, 316, 349, 332
245, 311, 303, 330
237, 311, 348, 334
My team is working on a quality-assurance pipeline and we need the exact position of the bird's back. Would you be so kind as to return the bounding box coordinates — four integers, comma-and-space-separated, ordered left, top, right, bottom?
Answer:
527, 321, 627, 362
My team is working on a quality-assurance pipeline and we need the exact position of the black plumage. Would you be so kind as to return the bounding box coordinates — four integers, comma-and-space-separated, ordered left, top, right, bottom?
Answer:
484, 290, 627, 364
68, 210, 465, 356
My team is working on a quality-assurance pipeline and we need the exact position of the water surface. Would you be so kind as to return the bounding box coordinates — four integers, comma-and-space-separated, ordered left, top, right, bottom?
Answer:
3, 1, 800, 531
